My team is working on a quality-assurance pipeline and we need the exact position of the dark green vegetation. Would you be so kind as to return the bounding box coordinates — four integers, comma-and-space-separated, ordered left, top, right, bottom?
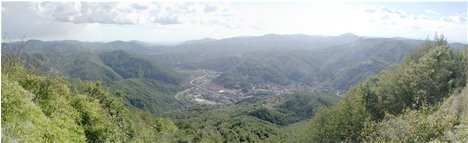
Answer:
1, 58, 337, 142
2, 34, 468, 142
164, 92, 338, 142
3, 41, 184, 114
1, 62, 180, 142
300, 35, 468, 142
157, 34, 463, 91
4, 34, 439, 115
155, 34, 425, 90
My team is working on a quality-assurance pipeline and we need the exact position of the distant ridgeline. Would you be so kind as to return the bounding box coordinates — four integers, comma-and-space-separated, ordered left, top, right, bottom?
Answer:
2, 34, 468, 142
152, 33, 464, 91
3, 34, 467, 113
3, 34, 466, 114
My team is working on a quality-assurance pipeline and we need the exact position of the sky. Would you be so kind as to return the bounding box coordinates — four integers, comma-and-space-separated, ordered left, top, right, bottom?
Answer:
2, 1, 467, 43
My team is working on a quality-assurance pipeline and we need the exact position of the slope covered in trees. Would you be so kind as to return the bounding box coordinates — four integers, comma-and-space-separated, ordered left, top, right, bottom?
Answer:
2, 41, 185, 114
301, 35, 468, 142
1, 62, 181, 142
164, 92, 338, 142
2, 34, 467, 142
1, 59, 339, 142
154, 34, 426, 91
4, 34, 429, 115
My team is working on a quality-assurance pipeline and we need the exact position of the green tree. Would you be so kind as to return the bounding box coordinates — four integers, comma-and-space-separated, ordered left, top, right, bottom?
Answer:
301, 34, 464, 142
302, 93, 371, 142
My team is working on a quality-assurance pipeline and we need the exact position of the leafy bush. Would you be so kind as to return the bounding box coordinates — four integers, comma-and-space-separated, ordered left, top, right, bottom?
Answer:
301, 93, 371, 142
301, 35, 467, 142
362, 108, 457, 142
2, 63, 181, 142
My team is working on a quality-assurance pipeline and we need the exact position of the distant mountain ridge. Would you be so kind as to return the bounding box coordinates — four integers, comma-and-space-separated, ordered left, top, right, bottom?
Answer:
152, 33, 436, 91
8, 34, 466, 92
3, 33, 466, 112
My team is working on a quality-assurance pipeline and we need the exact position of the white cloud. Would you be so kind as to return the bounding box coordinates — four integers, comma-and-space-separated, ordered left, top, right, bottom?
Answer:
424, 9, 440, 15
350, 4, 466, 42
2, 2, 467, 43
380, 14, 391, 20
381, 7, 403, 14
2, 2, 87, 39
372, 7, 409, 21
2, 2, 264, 42
419, 15, 430, 20
441, 14, 466, 22
363, 8, 376, 13
32, 2, 239, 27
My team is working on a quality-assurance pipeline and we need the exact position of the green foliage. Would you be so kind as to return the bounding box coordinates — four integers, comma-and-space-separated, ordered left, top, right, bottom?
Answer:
276, 92, 337, 119
2, 65, 86, 142
169, 36, 419, 90
1, 63, 181, 143
216, 116, 285, 142
3, 35, 467, 142
215, 59, 291, 89
372, 35, 458, 115
99, 50, 183, 84
109, 78, 184, 114
362, 107, 457, 142
247, 108, 291, 125
2, 74, 83, 142
165, 92, 337, 142
72, 94, 123, 142
439, 84, 468, 141
363, 83, 468, 142
301, 35, 468, 142
16, 44, 186, 114
244, 92, 338, 126
302, 94, 372, 142
72, 82, 136, 142
453, 47, 468, 90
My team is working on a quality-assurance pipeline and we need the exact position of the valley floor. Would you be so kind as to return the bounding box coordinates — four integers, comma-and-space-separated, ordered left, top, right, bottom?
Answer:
174, 69, 337, 105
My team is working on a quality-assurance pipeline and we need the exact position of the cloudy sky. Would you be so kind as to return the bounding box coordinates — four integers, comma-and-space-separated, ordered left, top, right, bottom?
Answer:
2, 2, 467, 43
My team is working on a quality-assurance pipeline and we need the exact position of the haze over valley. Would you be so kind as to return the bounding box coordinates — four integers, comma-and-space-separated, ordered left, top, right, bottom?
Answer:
2, 1, 468, 142
7, 33, 443, 107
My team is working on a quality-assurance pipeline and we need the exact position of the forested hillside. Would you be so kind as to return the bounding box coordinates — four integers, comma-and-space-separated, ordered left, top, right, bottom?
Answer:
3, 1, 467, 142
3, 34, 436, 115
163, 92, 337, 142
300, 35, 468, 142
154, 34, 423, 91
3, 41, 185, 114
155, 34, 465, 92
1, 58, 338, 142
8, 34, 464, 94
1, 61, 181, 142
2, 35, 467, 143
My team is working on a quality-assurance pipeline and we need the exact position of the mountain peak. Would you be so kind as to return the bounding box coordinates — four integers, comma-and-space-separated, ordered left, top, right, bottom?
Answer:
338, 33, 358, 38
181, 38, 217, 45
337, 33, 359, 41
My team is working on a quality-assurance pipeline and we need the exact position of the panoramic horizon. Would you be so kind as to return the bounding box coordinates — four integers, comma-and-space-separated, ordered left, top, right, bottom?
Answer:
2, 2, 467, 43
10, 32, 466, 45
2, 1, 468, 142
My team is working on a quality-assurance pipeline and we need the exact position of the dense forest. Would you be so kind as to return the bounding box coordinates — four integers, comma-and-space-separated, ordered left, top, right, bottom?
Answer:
301, 35, 468, 142
3, 34, 433, 114
2, 35, 468, 142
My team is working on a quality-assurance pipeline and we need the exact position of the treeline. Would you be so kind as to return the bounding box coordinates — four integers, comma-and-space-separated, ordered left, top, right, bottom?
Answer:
300, 35, 468, 142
